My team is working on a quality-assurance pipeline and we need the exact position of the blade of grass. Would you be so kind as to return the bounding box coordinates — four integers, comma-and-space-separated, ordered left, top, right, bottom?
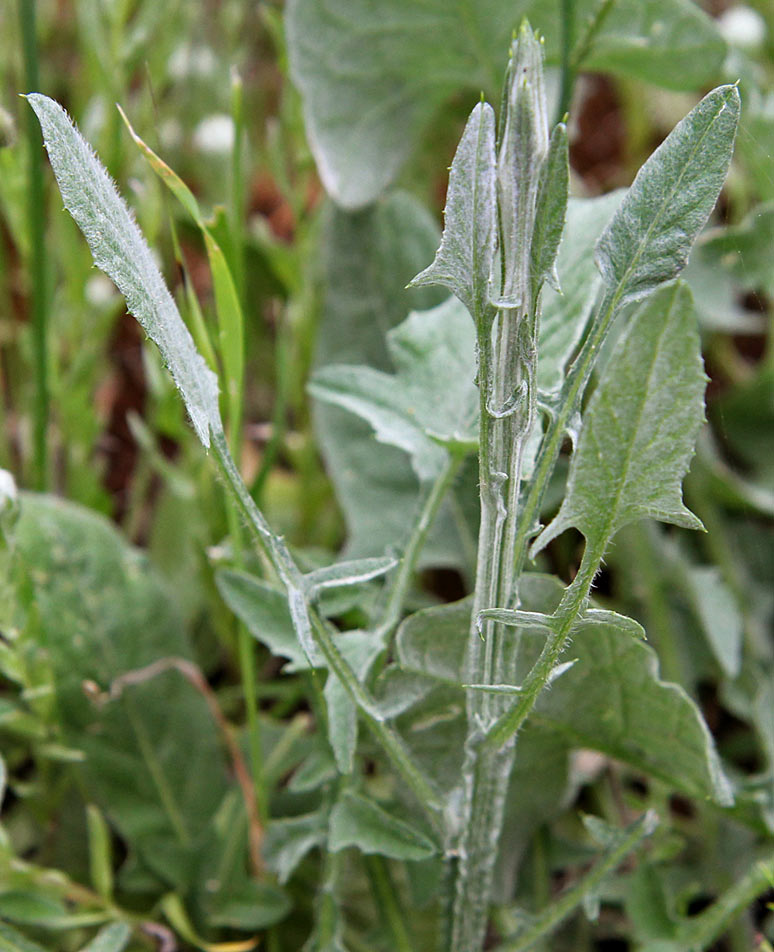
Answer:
18, 0, 49, 489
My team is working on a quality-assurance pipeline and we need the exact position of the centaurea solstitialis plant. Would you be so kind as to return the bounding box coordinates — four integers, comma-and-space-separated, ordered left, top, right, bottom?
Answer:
26, 17, 743, 951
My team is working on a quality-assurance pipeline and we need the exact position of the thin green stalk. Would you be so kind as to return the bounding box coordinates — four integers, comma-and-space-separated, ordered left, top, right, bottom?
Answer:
365, 855, 416, 952
373, 449, 466, 643
18, 0, 49, 489
230, 68, 246, 306
496, 811, 658, 952
677, 851, 774, 951
557, 0, 575, 123
251, 308, 291, 504
511, 289, 617, 579
211, 430, 444, 833
485, 539, 603, 751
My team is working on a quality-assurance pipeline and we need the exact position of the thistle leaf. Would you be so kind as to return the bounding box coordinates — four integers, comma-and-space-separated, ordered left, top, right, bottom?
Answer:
595, 84, 740, 307
534, 281, 707, 556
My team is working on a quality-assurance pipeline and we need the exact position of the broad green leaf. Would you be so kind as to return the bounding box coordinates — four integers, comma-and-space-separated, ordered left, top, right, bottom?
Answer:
12, 495, 230, 889
409, 101, 496, 319
535, 281, 706, 556
78, 924, 131, 952
538, 191, 624, 394
699, 202, 774, 297
328, 790, 437, 861
393, 575, 732, 803
118, 107, 244, 412
286, 0, 724, 208
685, 567, 743, 678
207, 881, 291, 930
310, 297, 478, 481
216, 570, 305, 668
577, 0, 725, 88
0, 892, 68, 926
533, 615, 733, 805
264, 812, 329, 884
27, 95, 221, 448
595, 85, 740, 307
314, 193, 478, 564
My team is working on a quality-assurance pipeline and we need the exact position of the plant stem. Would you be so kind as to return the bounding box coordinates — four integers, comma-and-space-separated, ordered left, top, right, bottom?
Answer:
18, 0, 49, 490
211, 429, 444, 833
365, 855, 416, 952
373, 450, 466, 643
678, 851, 774, 951
451, 26, 551, 950
485, 539, 603, 750
496, 811, 658, 951
557, 0, 575, 123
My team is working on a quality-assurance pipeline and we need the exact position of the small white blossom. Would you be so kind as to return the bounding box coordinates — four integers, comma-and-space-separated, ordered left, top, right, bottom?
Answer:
192, 114, 235, 156
168, 44, 217, 81
85, 274, 117, 307
718, 6, 766, 50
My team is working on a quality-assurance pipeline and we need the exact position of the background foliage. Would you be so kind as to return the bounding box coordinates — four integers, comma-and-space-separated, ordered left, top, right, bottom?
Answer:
1, 1, 774, 950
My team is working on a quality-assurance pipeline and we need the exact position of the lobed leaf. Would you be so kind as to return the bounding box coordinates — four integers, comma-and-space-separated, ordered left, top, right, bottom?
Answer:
595, 84, 740, 307
310, 297, 478, 482
27, 95, 221, 448
328, 790, 437, 861
535, 281, 707, 556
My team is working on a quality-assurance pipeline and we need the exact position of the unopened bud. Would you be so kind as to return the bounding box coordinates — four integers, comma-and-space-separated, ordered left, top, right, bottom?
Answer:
496, 22, 550, 305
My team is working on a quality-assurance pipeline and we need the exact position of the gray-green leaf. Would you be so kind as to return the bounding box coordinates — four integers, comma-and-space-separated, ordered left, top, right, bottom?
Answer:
409, 101, 496, 320
27, 95, 220, 448
535, 281, 706, 556
286, 0, 725, 208
595, 85, 740, 307
328, 790, 437, 860
310, 297, 478, 481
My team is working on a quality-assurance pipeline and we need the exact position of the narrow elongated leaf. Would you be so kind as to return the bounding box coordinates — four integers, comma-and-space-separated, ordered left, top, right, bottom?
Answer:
304, 556, 397, 597
595, 85, 740, 307
310, 297, 478, 481
535, 281, 706, 556
685, 567, 743, 679
27, 95, 221, 447
119, 107, 244, 408
328, 791, 437, 860
530, 122, 569, 303
409, 102, 496, 319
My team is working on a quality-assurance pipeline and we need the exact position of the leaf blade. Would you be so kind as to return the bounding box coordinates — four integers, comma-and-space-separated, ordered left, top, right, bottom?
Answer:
594, 84, 740, 307
535, 281, 707, 556
27, 94, 221, 447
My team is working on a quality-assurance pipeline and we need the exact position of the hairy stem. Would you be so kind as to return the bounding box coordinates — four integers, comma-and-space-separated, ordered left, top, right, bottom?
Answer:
211, 429, 444, 832
374, 449, 466, 644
